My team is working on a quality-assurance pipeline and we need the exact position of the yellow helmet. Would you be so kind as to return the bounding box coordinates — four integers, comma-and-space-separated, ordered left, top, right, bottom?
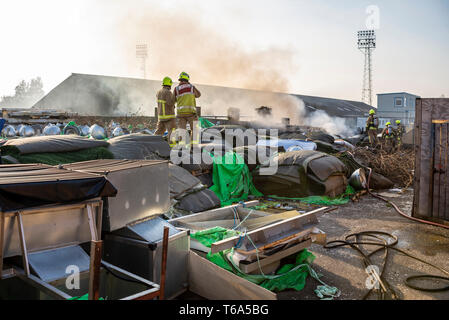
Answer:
369, 109, 375, 115
396, 120, 401, 124
162, 76, 172, 87
179, 72, 190, 81
386, 122, 391, 126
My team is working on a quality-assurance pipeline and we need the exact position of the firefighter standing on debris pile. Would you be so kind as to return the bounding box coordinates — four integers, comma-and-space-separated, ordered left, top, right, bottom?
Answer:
155, 77, 176, 145
381, 122, 395, 152
394, 120, 405, 151
174, 72, 201, 142
366, 109, 379, 147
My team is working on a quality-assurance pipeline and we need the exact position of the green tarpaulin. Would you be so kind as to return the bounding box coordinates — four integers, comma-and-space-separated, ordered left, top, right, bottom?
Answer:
267, 185, 356, 205
209, 152, 263, 206
190, 228, 316, 293
198, 117, 215, 128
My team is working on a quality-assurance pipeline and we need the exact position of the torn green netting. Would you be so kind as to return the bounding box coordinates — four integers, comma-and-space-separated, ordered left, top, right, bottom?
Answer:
198, 117, 215, 128
209, 152, 263, 207
68, 293, 104, 300
191, 228, 316, 293
190, 227, 240, 248
267, 185, 356, 205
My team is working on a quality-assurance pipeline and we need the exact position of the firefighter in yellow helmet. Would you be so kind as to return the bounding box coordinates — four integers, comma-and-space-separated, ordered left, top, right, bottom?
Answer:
155, 77, 176, 146
381, 122, 395, 152
394, 119, 405, 151
173, 72, 201, 142
366, 109, 379, 147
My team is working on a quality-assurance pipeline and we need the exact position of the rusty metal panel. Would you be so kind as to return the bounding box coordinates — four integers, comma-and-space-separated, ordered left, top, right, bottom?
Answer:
413, 98, 449, 223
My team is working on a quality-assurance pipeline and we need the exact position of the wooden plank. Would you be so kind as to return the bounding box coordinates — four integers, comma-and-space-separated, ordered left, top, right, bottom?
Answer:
432, 123, 440, 218
412, 98, 422, 217
86, 204, 98, 241
419, 99, 433, 217
3, 199, 101, 217
236, 228, 312, 255
0, 213, 4, 275
16, 213, 30, 276
88, 240, 102, 300
211, 207, 326, 254
239, 239, 312, 274
444, 124, 449, 220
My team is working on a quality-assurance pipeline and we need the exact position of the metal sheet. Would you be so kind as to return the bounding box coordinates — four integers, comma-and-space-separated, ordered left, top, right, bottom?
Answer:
28, 245, 90, 283
153, 231, 189, 299
119, 217, 180, 243
63, 160, 170, 231
3, 207, 93, 258
103, 228, 189, 299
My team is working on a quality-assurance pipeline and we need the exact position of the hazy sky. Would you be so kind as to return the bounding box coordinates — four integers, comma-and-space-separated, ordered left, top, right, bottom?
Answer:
0, 0, 448, 106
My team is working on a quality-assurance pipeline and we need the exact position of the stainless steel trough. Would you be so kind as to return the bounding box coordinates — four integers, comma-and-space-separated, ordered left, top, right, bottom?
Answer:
62, 160, 188, 299
0, 164, 165, 300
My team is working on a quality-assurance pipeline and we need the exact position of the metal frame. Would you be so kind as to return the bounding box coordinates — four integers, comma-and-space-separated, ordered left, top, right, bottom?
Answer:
0, 200, 169, 300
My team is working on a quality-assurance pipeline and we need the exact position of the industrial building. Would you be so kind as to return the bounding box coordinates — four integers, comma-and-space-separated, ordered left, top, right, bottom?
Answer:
32, 73, 372, 126
376, 92, 420, 128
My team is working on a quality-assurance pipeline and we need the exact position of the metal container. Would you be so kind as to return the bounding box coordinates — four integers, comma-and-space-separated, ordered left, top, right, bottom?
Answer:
89, 124, 106, 140
2, 206, 94, 258
80, 125, 90, 136
43, 124, 61, 135
19, 125, 35, 137
112, 127, 124, 137
2, 125, 16, 137
103, 216, 189, 299
15, 124, 24, 136
62, 160, 170, 232
349, 168, 367, 191
0, 245, 159, 300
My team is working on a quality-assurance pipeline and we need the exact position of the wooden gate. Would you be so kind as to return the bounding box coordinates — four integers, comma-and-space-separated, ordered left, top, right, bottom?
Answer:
413, 98, 449, 224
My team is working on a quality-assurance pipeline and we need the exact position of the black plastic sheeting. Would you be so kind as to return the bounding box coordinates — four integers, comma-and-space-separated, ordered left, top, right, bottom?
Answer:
0, 164, 117, 211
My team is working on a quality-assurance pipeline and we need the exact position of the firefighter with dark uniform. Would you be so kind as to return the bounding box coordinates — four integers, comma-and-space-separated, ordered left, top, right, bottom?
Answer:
173, 72, 201, 143
381, 122, 395, 152
366, 109, 379, 146
155, 76, 176, 146
394, 120, 405, 151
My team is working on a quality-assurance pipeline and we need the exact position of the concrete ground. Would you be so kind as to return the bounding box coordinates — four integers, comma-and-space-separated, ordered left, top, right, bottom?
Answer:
180, 188, 449, 300
280, 188, 449, 300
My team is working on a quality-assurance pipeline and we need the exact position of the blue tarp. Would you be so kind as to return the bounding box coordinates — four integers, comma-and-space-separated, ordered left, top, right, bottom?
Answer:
256, 139, 317, 152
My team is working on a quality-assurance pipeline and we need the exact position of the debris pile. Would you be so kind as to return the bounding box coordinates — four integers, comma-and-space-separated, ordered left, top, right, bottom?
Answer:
353, 147, 414, 188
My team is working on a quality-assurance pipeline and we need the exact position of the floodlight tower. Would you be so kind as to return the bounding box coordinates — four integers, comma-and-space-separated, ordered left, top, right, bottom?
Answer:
357, 30, 376, 106
136, 44, 148, 79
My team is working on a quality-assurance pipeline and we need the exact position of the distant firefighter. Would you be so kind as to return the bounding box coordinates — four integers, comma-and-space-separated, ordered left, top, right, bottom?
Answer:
366, 109, 379, 146
381, 122, 395, 152
155, 76, 176, 145
394, 120, 405, 151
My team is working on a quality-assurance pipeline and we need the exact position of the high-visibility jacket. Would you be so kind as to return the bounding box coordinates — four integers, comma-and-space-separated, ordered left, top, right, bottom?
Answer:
395, 125, 405, 140
366, 115, 379, 130
174, 83, 197, 115
156, 87, 176, 120
382, 126, 394, 139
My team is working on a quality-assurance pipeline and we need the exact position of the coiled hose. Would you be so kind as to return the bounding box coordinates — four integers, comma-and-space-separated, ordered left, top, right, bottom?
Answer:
323, 169, 449, 298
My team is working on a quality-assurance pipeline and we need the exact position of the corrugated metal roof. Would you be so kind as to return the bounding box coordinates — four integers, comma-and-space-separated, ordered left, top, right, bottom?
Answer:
0, 164, 102, 184
33, 73, 373, 118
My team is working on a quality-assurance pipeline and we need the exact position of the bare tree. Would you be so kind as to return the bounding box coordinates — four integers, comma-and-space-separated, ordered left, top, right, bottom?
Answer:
0, 77, 45, 108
